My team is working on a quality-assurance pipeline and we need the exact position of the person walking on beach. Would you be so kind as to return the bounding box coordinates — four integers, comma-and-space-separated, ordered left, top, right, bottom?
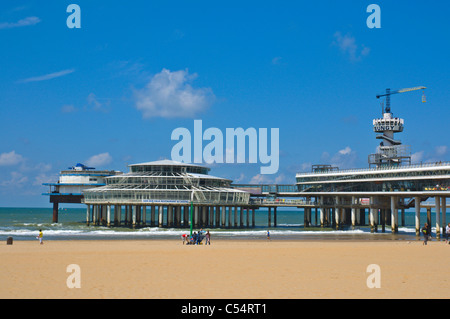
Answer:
36, 229, 43, 245
182, 233, 188, 245
205, 230, 211, 245
267, 230, 271, 240
422, 223, 430, 245
445, 223, 450, 244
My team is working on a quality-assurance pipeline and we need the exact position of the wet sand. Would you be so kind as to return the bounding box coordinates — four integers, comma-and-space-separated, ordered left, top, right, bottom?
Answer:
1, 239, 449, 299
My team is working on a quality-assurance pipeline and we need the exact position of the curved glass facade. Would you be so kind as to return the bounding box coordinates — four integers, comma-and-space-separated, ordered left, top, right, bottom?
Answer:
83, 160, 250, 205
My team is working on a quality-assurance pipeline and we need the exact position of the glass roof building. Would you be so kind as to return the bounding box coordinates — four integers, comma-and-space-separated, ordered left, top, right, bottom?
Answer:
83, 160, 249, 205
82, 160, 252, 228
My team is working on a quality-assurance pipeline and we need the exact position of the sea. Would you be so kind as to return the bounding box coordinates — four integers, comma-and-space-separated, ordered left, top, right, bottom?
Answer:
0, 207, 447, 242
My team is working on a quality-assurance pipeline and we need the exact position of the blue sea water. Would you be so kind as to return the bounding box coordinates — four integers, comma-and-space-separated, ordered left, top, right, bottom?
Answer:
0, 207, 447, 242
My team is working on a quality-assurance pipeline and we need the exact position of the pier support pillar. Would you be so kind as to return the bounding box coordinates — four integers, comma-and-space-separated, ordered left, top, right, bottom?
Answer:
142, 206, 147, 226
221, 206, 226, 228
201, 206, 206, 227
304, 197, 310, 228
184, 206, 190, 227
442, 198, 447, 238
391, 196, 398, 234
178, 206, 182, 227
380, 209, 386, 233
435, 196, 441, 240
401, 201, 405, 227
246, 208, 250, 227
335, 197, 340, 230
92, 205, 97, 226
268, 207, 272, 227
351, 196, 356, 229
216, 206, 220, 227
132, 206, 137, 229
234, 206, 238, 228
370, 197, 376, 233
168, 206, 173, 227
158, 206, 163, 228
194, 206, 199, 228
274, 207, 277, 227
86, 205, 90, 226
107, 205, 111, 227
240, 207, 244, 228
52, 202, 59, 223
252, 209, 255, 228
151, 206, 156, 227
113, 205, 119, 226
319, 207, 325, 227
319, 197, 324, 227
415, 196, 421, 237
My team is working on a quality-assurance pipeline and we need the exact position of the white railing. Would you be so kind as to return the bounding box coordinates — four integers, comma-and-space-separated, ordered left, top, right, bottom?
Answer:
297, 161, 450, 177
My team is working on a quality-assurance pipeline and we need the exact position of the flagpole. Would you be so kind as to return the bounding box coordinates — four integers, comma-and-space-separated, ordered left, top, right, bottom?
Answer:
190, 191, 194, 237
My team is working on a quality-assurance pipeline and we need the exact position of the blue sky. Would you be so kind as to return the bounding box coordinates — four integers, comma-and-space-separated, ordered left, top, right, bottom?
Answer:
0, 0, 449, 207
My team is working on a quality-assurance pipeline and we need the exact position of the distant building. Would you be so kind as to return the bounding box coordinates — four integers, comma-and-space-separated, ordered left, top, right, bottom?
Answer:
42, 163, 122, 222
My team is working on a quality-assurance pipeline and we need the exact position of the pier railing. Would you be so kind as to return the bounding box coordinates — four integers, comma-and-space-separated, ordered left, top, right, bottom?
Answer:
297, 161, 450, 177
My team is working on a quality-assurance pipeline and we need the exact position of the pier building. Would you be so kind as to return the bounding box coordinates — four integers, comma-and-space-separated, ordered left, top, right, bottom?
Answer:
81, 160, 252, 228
234, 86, 449, 238
43, 86, 449, 238
42, 163, 121, 222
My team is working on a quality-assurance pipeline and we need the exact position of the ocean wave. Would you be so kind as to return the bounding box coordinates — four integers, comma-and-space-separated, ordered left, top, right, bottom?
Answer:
0, 224, 426, 240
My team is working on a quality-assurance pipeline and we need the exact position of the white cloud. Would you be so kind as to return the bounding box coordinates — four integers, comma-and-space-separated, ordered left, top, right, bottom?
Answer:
134, 68, 215, 119
87, 93, 110, 112
435, 146, 448, 157
85, 153, 113, 168
250, 174, 273, 184
326, 146, 358, 169
19, 69, 75, 83
0, 151, 24, 166
333, 32, 370, 61
234, 173, 245, 183
249, 173, 287, 184
338, 146, 352, 155
0, 171, 28, 187
275, 173, 288, 184
33, 172, 57, 186
0, 16, 40, 30
61, 104, 77, 113
411, 151, 424, 163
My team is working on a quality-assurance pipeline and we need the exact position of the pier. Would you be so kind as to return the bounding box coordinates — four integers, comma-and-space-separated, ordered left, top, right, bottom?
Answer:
43, 86, 450, 238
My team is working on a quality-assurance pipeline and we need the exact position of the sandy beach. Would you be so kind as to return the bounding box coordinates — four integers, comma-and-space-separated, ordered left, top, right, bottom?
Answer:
1, 238, 449, 299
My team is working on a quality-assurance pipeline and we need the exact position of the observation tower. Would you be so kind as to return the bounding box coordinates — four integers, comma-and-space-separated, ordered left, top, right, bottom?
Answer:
368, 86, 426, 168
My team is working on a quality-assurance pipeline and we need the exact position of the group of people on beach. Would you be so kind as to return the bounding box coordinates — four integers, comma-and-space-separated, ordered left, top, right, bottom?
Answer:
182, 229, 211, 245
422, 222, 450, 245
